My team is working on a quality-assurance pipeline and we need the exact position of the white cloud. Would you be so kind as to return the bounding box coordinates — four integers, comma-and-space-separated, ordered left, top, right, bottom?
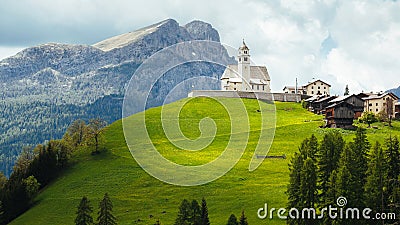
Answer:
1, 0, 400, 92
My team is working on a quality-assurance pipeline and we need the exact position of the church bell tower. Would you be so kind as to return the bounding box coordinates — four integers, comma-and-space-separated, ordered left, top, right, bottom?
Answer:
238, 39, 251, 91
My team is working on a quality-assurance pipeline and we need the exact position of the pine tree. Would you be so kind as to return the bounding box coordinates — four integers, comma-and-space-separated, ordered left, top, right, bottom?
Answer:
385, 136, 400, 197
0, 200, 4, 224
385, 136, 400, 221
287, 152, 304, 225
349, 128, 370, 208
344, 85, 349, 96
318, 132, 345, 205
75, 196, 93, 225
239, 210, 248, 225
175, 199, 191, 225
97, 193, 117, 225
189, 200, 201, 225
226, 214, 238, 225
299, 135, 318, 161
365, 142, 387, 212
300, 158, 318, 208
200, 198, 210, 225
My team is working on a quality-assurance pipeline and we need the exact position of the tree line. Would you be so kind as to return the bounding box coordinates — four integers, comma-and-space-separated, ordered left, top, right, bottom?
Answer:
287, 128, 399, 225
0, 118, 107, 224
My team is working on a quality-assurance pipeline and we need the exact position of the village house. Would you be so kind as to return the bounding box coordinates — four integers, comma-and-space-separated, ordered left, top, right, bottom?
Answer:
220, 40, 271, 92
283, 86, 305, 94
395, 102, 400, 119
310, 95, 337, 114
363, 92, 399, 117
325, 101, 356, 129
323, 94, 365, 128
283, 79, 331, 97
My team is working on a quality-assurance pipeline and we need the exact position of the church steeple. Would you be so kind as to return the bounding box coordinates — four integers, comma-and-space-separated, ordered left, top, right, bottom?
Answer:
238, 39, 251, 91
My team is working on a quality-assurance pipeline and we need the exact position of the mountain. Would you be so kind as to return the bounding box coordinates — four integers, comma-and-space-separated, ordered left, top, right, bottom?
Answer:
388, 85, 400, 98
0, 19, 234, 176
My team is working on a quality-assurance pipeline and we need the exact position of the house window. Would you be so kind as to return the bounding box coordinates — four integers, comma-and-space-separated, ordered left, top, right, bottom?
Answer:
234, 88, 237, 90
263, 86, 265, 91
292, 91, 295, 94
370, 109, 372, 111
369, 103, 372, 106
257, 85, 259, 90
376, 108, 379, 112
312, 86, 314, 89
318, 86, 320, 89
312, 91, 314, 94
239, 58, 241, 62
244, 50, 247, 54
324, 87, 326, 89
376, 103, 379, 106
244, 57, 248, 61
252, 85, 254, 89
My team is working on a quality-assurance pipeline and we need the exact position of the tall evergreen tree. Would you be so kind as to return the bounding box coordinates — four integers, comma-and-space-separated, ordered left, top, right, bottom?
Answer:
287, 152, 304, 212
239, 210, 248, 225
385, 136, 400, 194
200, 198, 210, 225
189, 200, 201, 225
365, 142, 387, 212
348, 128, 370, 208
175, 199, 191, 225
318, 132, 344, 205
75, 196, 93, 225
97, 193, 117, 225
300, 135, 318, 161
344, 85, 350, 96
0, 201, 4, 224
384, 136, 400, 219
226, 214, 238, 225
300, 158, 318, 208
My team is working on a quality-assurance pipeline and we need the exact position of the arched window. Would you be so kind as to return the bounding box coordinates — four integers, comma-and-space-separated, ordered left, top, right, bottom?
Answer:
244, 57, 248, 61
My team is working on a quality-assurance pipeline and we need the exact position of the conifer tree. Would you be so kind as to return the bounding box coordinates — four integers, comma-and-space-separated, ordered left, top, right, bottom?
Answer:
175, 199, 191, 225
0, 200, 4, 224
300, 158, 318, 209
200, 198, 210, 225
385, 136, 400, 194
287, 152, 304, 210
190, 200, 201, 225
239, 210, 248, 225
75, 196, 93, 225
365, 142, 387, 212
344, 85, 349, 96
97, 193, 117, 225
318, 132, 344, 205
226, 214, 238, 225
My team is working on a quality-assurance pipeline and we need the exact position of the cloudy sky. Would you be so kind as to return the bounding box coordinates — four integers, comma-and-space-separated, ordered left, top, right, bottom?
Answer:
1, 0, 399, 94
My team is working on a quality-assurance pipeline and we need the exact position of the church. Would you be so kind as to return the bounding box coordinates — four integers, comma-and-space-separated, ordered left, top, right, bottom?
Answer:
220, 40, 271, 92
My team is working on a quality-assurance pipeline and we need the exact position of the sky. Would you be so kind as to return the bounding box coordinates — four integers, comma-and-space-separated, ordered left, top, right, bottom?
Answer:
0, 0, 399, 94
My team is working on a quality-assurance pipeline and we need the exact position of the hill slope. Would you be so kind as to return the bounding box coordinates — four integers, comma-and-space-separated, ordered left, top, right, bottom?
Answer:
10, 98, 400, 225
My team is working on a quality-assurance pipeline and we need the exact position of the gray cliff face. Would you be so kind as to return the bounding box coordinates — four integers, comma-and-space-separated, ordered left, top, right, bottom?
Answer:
0, 18, 235, 176
184, 20, 220, 42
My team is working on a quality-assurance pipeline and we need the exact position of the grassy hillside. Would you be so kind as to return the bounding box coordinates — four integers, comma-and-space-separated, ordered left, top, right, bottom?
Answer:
10, 98, 400, 225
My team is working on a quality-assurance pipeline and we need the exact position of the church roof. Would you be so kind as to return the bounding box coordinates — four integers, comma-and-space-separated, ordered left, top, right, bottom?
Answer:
221, 65, 271, 81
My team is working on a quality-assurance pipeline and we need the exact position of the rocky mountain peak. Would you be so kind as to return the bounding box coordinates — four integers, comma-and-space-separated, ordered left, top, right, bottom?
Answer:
184, 20, 220, 42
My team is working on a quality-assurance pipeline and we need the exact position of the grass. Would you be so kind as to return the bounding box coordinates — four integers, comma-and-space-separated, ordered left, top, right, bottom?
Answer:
9, 98, 400, 225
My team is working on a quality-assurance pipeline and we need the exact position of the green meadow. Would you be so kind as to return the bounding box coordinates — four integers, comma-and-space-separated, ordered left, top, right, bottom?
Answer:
10, 97, 400, 225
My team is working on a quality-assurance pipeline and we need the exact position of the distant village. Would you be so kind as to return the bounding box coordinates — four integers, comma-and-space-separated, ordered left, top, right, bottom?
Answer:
189, 40, 400, 128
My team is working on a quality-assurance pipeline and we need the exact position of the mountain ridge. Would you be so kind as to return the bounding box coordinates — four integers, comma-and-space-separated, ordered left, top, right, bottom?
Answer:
0, 18, 233, 176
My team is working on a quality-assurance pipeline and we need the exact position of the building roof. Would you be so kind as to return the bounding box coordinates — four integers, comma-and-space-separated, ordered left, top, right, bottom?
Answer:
363, 92, 399, 101
228, 77, 242, 83
304, 95, 320, 102
314, 95, 337, 103
303, 79, 331, 87
221, 65, 271, 81
328, 94, 362, 104
283, 86, 305, 90
326, 101, 354, 109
